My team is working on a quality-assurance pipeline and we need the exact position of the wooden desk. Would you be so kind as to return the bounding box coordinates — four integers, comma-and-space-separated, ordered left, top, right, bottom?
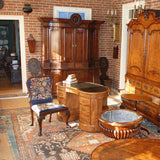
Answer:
56, 82, 109, 132
90, 139, 160, 160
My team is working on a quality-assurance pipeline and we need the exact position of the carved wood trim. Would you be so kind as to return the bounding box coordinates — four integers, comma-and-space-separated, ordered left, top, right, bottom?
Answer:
127, 11, 160, 29
129, 65, 142, 72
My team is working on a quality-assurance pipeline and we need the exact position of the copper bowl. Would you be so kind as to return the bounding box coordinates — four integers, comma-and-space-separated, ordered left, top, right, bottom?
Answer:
99, 109, 143, 139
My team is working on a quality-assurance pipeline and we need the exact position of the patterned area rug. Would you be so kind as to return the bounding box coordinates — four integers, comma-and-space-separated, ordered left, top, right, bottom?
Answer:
0, 108, 160, 160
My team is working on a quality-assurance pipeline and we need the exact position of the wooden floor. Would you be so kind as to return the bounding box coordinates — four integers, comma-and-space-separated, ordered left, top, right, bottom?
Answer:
0, 69, 25, 159
0, 68, 23, 97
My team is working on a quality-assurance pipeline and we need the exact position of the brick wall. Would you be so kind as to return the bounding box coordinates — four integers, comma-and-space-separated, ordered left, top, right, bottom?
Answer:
1, 0, 160, 91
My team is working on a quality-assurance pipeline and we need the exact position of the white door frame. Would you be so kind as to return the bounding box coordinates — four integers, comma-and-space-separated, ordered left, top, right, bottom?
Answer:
0, 15, 27, 93
120, 1, 145, 89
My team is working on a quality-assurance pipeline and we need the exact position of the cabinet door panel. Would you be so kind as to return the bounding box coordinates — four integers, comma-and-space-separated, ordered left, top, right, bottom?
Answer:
75, 28, 88, 67
63, 28, 74, 67
145, 25, 160, 82
127, 25, 145, 77
50, 27, 62, 61
49, 27, 62, 68
42, 27, 50, 68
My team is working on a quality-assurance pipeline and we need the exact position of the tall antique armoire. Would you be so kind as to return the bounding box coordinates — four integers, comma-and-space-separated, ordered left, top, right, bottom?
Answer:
39, 14, 104, 93
122, 11, 160, 132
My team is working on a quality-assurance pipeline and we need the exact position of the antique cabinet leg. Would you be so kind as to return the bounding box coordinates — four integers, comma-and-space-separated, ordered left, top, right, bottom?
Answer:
134, 101, 137, 111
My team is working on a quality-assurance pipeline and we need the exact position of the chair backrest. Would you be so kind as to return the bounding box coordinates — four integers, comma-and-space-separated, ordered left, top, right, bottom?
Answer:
27, 76, 53, 106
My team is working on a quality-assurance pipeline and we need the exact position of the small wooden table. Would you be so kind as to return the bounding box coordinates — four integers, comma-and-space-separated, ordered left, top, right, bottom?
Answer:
90, 139, 160, 160
121, 94, 152, 135
121, 94, 152, 111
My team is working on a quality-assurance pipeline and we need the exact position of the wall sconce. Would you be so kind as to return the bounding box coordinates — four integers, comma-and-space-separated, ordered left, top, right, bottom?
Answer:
133, 5, 145, 18
27, 34, 36, 53
106, 1, 117, 26
22, 4, 32, 15
129, 1, 146, 19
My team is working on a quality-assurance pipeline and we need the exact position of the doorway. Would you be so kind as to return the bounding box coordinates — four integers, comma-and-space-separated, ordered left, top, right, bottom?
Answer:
0, 20, 22, 96
0, 15, 27, 97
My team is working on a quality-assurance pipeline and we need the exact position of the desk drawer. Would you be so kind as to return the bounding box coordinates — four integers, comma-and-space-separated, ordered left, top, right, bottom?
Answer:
57, 97, 65, 105
57, 91, 65, 98
79, 104, 90, 114
79, 113, 90, 123
79, 97, 90, 105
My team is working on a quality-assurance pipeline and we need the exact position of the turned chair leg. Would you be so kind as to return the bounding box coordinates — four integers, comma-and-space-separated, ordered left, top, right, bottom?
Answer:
35, 109, 70, 136
38, 116, 44, 136
30, 109, 34, 126
49, 113, 52, 122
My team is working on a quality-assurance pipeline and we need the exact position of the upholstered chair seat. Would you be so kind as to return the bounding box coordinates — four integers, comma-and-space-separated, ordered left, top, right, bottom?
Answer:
27, 76, 70, 136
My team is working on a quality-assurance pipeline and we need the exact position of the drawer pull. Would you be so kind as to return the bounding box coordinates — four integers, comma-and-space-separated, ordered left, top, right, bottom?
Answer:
145, 107, 150, 112
144, 85, 148, 89
154, 89, 159, 94
133, 79, 135, 82
136, 82, 140, 87
150, 85, 153, 89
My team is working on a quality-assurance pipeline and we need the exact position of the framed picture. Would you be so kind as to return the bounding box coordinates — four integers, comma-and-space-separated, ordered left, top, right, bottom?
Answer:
113, 23, 121, 42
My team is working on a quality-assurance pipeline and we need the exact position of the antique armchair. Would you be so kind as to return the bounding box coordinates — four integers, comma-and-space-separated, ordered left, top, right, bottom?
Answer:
27, 76, 70, 136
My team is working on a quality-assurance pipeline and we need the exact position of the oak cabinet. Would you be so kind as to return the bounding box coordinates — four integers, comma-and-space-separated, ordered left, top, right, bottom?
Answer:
127, 11, 160, 83
40, 16, 104, 93
123, 12, 160, 131
127, 23, 145, 77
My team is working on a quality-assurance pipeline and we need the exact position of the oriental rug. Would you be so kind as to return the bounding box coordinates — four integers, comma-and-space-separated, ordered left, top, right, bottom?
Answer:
0, 108, 160, 160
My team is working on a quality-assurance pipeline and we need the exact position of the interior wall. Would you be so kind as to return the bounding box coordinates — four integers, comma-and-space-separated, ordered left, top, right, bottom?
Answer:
1, 0, 160, 92
2, 0, 119, 90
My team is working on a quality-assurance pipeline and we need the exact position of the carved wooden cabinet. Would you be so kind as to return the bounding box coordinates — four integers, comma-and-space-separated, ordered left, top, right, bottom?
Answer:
39, 16, 104, 93
122, 12, 160, 131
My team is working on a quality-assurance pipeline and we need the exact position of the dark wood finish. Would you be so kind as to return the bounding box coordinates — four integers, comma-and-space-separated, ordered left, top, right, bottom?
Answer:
123, 11, 160, 132
99, 109, 143, 139
56, 82, 109, 132
26, 76, 70, 136
37, 107, 70, 136
90, 139, 160, 160
39, 17, 104, 93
